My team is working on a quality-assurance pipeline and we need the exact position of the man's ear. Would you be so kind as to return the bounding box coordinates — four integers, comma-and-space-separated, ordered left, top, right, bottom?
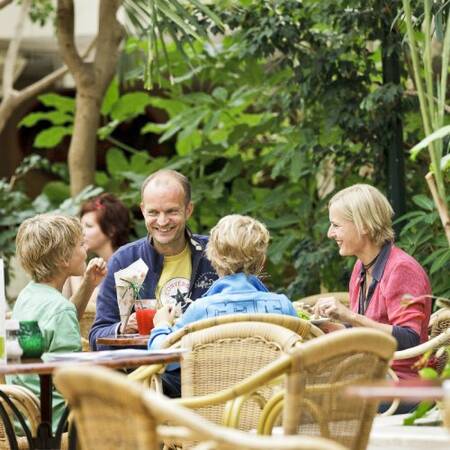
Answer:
186, 201, 194, 219
140, 202, 145, 217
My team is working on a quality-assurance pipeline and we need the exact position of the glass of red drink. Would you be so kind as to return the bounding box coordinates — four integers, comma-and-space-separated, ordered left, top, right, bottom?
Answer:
135, 299, 157, 335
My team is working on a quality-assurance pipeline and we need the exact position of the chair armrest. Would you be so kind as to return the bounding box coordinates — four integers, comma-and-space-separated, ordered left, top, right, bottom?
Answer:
393, 328, 450, 360
0, 385, 41, 433
127, 364, 165, 388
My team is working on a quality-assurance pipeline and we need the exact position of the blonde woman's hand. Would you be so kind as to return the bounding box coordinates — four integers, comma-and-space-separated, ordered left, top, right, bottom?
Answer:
314, 296, 353, 322
84, 257, 107, 287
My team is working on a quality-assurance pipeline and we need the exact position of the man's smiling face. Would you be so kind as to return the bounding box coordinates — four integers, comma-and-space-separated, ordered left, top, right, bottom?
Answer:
140, 177, 193, 256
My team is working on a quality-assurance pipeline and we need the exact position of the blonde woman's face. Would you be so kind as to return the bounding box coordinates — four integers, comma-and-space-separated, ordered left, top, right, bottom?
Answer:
327, 204, 367, 258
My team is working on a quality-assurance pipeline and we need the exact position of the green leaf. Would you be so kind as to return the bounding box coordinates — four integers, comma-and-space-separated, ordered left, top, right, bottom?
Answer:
38, 93, 75, 113
209, 128, 229, 145
239, 113, 267, 127
441, 153, 450, 171
265, 216, 302, 229
130, 152, 151, 174
403, 401, 433, 425
176, 129, 202, 155
101, 78, 120, 116
110, 92, 152, 121
42, 181, 70, 204
34, 126, 72, 148
268, 235, 297, 264
410, 125, 450, 160
98, 120, 120, 140
411, 195, 434, 211
141, 122, 169, 135
148, 97, 185, 118
19, 111, 73, 127
95, 172, 109, 187
418, 367, 438, 380
430, 249, 450, 274
212, 87, 228, 102
106, 148, 129, 174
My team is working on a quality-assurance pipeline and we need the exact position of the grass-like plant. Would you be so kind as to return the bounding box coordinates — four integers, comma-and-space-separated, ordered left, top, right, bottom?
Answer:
402, 0, 450, 245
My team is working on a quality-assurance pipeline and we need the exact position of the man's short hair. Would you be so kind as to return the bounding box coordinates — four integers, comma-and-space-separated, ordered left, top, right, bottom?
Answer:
206, 214, 270, 277
141, 169, 191, 204
329, 184, 395, 246
16, 214, 83, 283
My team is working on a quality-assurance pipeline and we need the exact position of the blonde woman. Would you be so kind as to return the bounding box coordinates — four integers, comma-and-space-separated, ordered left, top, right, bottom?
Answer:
315, 184, 431, 384
149, 214, 297, 397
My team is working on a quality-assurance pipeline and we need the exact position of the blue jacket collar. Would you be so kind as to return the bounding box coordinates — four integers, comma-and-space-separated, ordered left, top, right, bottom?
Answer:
203, 273, 269, 296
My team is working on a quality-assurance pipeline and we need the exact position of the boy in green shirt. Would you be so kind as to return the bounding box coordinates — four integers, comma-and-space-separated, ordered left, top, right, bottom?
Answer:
8, 213, 107, 432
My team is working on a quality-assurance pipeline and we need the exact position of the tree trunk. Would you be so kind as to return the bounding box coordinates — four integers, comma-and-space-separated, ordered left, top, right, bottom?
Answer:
69, 86, 101, 195
57, 0, 123, 196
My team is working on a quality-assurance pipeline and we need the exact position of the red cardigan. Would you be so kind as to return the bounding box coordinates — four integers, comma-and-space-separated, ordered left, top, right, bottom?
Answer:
349, 245, 431, 380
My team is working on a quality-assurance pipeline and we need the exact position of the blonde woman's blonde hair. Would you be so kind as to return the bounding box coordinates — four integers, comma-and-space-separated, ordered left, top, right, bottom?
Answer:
16, 214, 83, 283
329, 184, 395, 246
206, 214, 270, 277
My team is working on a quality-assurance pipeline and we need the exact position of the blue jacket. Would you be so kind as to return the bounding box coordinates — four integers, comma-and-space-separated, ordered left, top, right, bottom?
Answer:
89, 231, 218, 350
148, 273, 297, 354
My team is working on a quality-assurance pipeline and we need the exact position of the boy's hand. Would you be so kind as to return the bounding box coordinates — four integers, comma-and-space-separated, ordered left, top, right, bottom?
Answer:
153, 305, 176, 328
84, 257, 107, 287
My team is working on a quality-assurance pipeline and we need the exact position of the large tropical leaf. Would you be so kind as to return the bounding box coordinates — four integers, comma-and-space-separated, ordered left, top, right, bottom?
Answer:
122, 0, 225, 88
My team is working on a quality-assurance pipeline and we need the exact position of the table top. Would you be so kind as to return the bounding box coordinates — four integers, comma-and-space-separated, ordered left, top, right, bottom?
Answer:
96, 334, 149, 347
0, 349, 184, 376
368, 413, 450, 450
346, 379, 447, 401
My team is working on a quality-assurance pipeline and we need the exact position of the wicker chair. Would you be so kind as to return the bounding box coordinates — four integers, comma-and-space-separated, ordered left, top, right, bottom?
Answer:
54, 364, 348, 450
393, 309, 450, 365
376, 308, 450, 416
129, 314, 322, 389
278, 328, 396, 450
79, 304, 96, 352
0, 384, 40, 449
176, 321, 308, 431
178, 328, 396, 450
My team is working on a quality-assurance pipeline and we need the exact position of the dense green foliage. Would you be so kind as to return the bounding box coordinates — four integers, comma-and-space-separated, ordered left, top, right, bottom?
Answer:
2, 0, 449, 298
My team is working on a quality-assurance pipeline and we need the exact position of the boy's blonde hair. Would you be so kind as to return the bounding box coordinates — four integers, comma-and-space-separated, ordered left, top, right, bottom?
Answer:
16, 214, 83, 283
329, 184, 395, 246
206, 214, 270, 277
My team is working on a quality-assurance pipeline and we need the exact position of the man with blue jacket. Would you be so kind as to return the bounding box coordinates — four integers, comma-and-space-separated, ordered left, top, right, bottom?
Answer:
89, 169, 218, 350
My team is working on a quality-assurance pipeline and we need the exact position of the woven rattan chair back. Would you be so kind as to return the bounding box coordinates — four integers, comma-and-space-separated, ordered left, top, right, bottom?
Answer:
430, 308, 450, 372
164, 314, 323, 349
129, 314, 322, 387
282, 328, 396, 450
55, 365, 349, 450
180, 321, 303, 431
79, 306, 96, 342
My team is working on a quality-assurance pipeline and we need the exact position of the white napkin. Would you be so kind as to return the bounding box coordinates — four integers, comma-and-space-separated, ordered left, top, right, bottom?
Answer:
114, 258, 149, 329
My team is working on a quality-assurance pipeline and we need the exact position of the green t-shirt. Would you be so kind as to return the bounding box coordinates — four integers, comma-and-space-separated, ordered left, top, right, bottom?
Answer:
7, 281, 81, 432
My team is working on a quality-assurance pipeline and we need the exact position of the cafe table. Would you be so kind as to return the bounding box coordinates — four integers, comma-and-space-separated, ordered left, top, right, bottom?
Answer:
96, 333, 149, 347
346, 379, 450, 450
0, 348, 185, 450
